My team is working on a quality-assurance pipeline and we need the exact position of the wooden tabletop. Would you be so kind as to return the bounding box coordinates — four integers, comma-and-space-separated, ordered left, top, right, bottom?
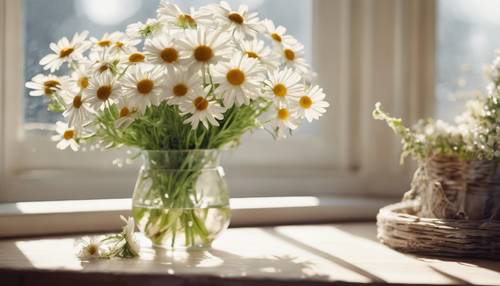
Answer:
1, 223, 499, 286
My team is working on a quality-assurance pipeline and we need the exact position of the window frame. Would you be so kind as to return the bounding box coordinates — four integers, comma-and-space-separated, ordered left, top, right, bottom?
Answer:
0, 0, 436, 203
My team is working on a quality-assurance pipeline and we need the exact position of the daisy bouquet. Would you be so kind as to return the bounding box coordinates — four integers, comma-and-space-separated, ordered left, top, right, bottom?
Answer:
26, 1, 328, 247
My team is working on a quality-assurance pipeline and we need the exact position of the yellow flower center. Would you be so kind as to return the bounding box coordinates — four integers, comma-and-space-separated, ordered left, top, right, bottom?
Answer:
245, 51, 259, 59
226, 69, 245, 86
98, 65, 109, 73
63, 130, 75, 140
271, 33, 282, 42
73, 95, 82, 108
194, 45, 214, 62
43, 80, 60, 95
160, 47, 178, 63
97, 40, 112, 47
115, 41, 124, 48
128, 53, 145, 63
87, 244, 98, 255
273, 84, 287, 97
284, 49, 295, 61
228, 13, 244, 24
78, 77, 89, 89
193, 96, 209, 111
178, 14, 196, 27
96, 85, 112, 101
299, 96, 313, 109
173, 84, 188, 97
277, 108, 289, 120
119, 107, 130, 118
137, 79, 154, 95
59, 47, 74, 58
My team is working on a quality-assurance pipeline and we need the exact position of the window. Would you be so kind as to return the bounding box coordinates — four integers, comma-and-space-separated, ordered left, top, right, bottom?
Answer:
436, 0, 500, 122
1, 0, 435, 203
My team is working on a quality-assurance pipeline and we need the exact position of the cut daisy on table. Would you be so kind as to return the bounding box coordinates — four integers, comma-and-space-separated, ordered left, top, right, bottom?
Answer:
163, 68, 203, 106
292, 85, 329, 122
121, 66, 165, 113
51, 121, 80, 151
264, 68, 303, 105
40, 31, 91, 72
180, 92, 225, 129
212, 52, 263, 108
202, 1, 264, 40
74, 236, 103, 260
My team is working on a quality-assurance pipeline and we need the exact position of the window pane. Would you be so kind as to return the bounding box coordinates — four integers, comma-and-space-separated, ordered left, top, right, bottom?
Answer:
23, 0, 312, 131
436, 0, 500, 122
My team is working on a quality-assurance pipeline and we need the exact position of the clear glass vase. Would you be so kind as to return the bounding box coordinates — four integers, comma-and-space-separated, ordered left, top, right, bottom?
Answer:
132, 150, 230, 249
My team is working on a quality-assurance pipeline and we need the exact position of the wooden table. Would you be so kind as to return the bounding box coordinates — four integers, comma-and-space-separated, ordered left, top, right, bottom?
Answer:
1, 223, 499, 286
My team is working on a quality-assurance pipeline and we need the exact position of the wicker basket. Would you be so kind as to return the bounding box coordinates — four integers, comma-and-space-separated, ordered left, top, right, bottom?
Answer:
377, 201, 500, 259
377, 155, 500, 259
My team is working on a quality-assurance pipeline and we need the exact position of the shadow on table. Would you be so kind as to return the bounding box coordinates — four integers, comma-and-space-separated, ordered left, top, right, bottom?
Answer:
151, 247, 329, 281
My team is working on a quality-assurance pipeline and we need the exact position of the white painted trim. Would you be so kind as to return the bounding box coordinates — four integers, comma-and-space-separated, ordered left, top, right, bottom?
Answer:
0, 196, 394, 237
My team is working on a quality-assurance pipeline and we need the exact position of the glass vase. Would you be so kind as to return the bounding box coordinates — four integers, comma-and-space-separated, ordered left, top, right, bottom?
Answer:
132, 150, 231, 249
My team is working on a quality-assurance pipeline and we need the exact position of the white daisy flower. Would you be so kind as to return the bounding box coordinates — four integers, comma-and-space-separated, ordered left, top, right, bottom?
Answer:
126, 18, 166, 40
25, 74, 69, 97
280, 40, 310, 74
121, 66, 165, 113
70, 65, 91, 92
74, 236, 103, 260
144, 36, 182, 71
109, 35, 141, 56
180, 93, 225, 129
271, 106, 300, 138
91, 32, 123, 51
178, 26, 233, 72
292, 85, 329, 122
120, 216, 140, 256
163, 68, 203, 106
85, 72, 120, 110
201, 1, 263, 40
88, 50, 122, 76
115, 97, 139, 129
120, 51, 146, 66
262, 19, 297, 46
51, 121, 79, 151
212, 53, 263, 108
40, 31, 91, 72
62, 92, 95, 131
264, 68, 303, 104
157, 1, 198, 29
239, 39, 278, 68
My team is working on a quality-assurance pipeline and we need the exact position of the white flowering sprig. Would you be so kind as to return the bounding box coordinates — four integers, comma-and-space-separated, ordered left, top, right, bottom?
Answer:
74, 216, 140, 260
25, 1, 329, 152
373, 102, 481, 163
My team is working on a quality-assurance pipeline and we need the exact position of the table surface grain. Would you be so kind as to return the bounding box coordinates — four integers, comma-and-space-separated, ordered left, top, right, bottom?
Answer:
1, 223, 499, 286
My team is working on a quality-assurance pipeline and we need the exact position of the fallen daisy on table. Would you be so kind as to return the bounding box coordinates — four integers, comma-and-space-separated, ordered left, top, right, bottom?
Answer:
75, 216, 140, 259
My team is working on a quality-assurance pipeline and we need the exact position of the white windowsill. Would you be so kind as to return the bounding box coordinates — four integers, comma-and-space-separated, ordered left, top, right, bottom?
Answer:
0, 196, 395, 238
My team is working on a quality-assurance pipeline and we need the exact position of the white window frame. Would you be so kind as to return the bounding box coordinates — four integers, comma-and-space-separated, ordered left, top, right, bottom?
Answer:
0, 0, 435, 203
